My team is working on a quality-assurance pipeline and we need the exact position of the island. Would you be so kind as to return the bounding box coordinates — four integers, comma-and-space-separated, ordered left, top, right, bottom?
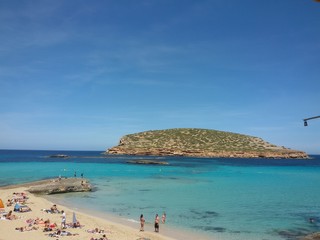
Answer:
107, 128, 308, 159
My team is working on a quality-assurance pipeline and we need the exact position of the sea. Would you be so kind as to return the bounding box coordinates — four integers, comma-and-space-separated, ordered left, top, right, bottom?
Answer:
1, 150, 320, 240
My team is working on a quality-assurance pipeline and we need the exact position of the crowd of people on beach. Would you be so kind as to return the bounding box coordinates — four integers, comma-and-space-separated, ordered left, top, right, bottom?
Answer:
1, 190, 170, 240
1, 192, 32, 220
1, 192, 30, 220
0, 191, 111, 239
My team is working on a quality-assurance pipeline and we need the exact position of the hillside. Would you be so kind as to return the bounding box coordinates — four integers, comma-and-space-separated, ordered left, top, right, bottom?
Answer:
107, 128, 308, 159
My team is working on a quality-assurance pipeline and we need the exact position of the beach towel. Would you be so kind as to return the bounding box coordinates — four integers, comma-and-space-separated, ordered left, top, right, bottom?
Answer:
14, 203, 21, 211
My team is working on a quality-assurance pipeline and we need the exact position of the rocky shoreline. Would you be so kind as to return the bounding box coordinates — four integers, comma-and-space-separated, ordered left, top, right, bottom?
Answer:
108, 147, 308, 159
126, 159, 169, 165
0, 178, 92, 195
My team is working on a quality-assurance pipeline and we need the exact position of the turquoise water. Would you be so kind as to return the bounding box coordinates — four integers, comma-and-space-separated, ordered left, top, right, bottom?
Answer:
1, 150, 320, 240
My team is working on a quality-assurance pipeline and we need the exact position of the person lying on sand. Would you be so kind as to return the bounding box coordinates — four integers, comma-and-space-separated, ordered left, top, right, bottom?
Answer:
19, 205, 31, 212
60, 230, 79, 236
33, 218, 46, 225
25, 217, 45, 225
5, 210, 18, 220
12, 192, 28, 204
43, 221, 58, 232
13, 192, 28, 197
68, 221, 81, 228
47, 229, 79, 237
90, 234, 108, 240
87, 227, 105, 233
41, 204, 60, 214
15, 226, 39, 232
25, 218, 34, 224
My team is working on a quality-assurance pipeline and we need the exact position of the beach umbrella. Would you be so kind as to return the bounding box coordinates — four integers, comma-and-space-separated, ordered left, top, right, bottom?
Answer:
0, 199, 4, 210
72, 212, 77, 225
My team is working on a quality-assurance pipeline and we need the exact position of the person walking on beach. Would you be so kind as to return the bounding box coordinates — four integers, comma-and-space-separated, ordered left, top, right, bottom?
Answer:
140, 214, 145, 231
61, 210, 66, 229
154, 214, 160, 232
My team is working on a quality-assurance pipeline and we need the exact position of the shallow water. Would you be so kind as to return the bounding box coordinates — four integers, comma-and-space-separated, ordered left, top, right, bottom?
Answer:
1, 150, 320, 240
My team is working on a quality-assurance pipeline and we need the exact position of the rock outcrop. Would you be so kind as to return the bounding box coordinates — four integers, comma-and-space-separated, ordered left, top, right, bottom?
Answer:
126, 160, 169, 165
48, 154, 69, 158
301, 232, 320, 240
107, 128, 308, 159
27, 178, 92, 195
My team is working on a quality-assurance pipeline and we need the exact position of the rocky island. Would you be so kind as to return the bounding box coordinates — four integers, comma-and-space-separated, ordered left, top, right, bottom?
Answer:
107, 128, 308, 159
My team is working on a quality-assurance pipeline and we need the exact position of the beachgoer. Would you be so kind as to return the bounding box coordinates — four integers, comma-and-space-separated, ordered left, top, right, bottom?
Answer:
61, 210, 66, 229
86, 227, 104, 233
5, 210, 17, 220
162, 212, 166, 224
309, 217, 315, 223
101, 234, 108, 240
34, 218, 44, 225
50, 204, 59, 213
73, 221, 81, 228
140, 214, 145, 231
19, 205, 31, 212
74, 171, 77, 177
43, 221, 53, 232
6, 199, 13, 207
81, 173, 84, 178
50, 222, 58, 229
15, 225, 38, 232
154, 214, 160, 232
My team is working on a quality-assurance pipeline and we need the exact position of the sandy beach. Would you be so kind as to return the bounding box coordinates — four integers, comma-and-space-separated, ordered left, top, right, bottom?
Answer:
0, 185, 176, 240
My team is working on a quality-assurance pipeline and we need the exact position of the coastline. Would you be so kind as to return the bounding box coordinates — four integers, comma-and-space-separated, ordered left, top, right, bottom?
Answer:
3, 151, 320, 240
0, 185, 175, 240
0, 181, 213, 240
45, 194, 214, 240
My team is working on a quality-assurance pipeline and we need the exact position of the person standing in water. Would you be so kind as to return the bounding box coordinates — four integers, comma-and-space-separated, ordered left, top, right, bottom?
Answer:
162, 212, 166, 224
140, 214, 145, 231
154, 214, 160, 232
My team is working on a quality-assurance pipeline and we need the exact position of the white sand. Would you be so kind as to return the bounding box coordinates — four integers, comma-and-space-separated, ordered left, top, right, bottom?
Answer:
0, 186, 176, 240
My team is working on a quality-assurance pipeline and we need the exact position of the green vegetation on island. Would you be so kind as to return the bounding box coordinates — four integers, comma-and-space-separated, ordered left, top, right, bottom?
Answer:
107, 128, 308, 159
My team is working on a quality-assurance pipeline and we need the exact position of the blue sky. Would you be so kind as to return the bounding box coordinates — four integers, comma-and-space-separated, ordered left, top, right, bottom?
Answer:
0, 0, 319, 153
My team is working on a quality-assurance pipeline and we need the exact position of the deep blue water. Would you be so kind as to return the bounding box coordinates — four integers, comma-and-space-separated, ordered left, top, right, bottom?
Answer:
1, 150, 320, 240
